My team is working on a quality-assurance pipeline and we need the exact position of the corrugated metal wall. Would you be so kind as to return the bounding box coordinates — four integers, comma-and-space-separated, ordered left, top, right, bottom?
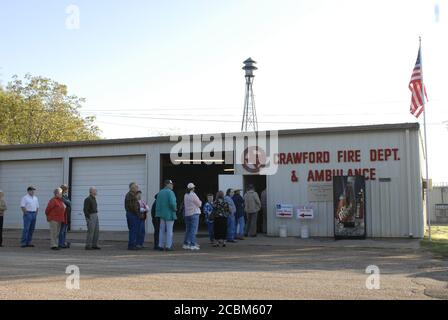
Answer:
0, 159, 64, 229
0, 127, 424, 237
70, 156, 147, 231
266, 129, 423, 238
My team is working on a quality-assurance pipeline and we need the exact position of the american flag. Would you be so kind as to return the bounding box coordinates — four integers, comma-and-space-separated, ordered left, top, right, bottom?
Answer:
409, 48, 428, 118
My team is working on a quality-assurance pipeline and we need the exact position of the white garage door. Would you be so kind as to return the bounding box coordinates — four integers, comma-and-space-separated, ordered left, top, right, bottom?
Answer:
71, 156, 147, 231
0, 159, 63, 229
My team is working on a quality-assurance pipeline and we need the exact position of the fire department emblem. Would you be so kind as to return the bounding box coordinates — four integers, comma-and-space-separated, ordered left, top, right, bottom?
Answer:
242, 146, 267, 174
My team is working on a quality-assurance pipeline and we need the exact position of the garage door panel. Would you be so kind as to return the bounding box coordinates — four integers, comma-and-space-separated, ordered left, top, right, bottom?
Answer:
71, 156, 146, 231
0, 159, 63, 230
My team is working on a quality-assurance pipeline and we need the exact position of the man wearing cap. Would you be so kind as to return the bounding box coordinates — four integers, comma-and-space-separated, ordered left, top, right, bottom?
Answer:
125, 182, 141, 250
155, 179, 177, 251
20, 186, 39, 248
58, 184, 71, 249
183, 182, 202, 250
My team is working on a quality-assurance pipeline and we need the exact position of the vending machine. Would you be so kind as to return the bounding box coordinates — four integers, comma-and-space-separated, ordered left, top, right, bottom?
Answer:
333, 175, 367, 239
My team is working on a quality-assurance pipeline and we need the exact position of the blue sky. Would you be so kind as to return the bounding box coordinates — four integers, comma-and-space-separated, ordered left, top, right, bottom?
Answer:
0, 0, 447, 182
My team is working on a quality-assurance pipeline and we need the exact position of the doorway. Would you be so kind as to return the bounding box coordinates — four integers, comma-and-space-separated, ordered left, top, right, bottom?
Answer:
243, 175, 267, 233
160, 153, 234, 231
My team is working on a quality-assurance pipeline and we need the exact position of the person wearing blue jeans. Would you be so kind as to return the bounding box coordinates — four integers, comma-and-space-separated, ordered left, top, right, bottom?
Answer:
125, 182, 142, 250
232, 189, 245, 240
21, 211, 37, 247
224, 189, 237, 243
203, 194, 214, 243
126, 211, 140, 249
20, 186, 39, 248
183, 214, 200, 247
183, 183, 202, 250
59, 184, 71, 249
58, 223, 68, 247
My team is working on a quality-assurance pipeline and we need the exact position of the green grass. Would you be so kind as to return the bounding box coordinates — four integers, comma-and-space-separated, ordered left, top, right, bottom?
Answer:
421, 225, 448, 258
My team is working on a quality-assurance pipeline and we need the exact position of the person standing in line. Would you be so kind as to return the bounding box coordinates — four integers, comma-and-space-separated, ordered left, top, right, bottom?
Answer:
0, 191, 7, 247
136, 190, 149, 249
202, 193, 214, 244
83, 187, 100, 250
224, 189, 237, 243
183, 183, 202, 251
244, 184, 262, 237
210, 191, 230, 248
150, 194, 161, 250
261, 189, 267, 234
20, 186, 39, 248
45, 188, 66, 250
156, 179, 177, 251
58, 184, 71, 249
232, 189, 245, 240
125, 182, 141, 250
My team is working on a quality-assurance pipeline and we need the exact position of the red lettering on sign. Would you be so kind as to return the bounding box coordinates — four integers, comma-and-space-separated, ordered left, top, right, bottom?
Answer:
307, 169, 344, 182
338, 150, 361, 163
392, 148, 400, 160
370, 168, 376, 180
325, 170, 332, 181
307, 170, 314, 182
279, 153, 286, 164
275, 151, 331, 164
370, 148, 400, 162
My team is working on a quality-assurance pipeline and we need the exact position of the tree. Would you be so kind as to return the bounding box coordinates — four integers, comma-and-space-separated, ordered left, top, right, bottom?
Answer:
0, 74, 100, 144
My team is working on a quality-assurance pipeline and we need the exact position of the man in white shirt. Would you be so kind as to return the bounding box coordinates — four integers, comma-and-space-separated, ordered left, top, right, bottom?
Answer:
20, 186, 39, 248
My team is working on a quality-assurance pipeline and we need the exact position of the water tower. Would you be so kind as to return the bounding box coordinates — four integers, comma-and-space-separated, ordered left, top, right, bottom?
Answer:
241, 58, 258, 132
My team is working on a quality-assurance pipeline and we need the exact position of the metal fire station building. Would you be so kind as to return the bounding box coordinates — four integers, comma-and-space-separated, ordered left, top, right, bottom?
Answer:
0, 122, 425, 238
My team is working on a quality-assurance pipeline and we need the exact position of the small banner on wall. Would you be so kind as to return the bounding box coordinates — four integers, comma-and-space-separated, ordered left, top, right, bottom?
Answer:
297, 207, 314, 219
333, 176, 366, 239
275, 204, 294, 218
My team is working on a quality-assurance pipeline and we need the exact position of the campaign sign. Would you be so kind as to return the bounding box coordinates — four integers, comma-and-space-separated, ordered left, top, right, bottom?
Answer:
276, 204, 294, 218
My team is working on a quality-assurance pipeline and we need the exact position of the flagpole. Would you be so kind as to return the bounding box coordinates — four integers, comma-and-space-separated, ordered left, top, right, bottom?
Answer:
420, 36, 431, 241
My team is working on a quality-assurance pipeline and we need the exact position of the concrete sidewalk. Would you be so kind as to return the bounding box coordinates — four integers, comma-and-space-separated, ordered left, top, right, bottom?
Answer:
3, 228, 421, 250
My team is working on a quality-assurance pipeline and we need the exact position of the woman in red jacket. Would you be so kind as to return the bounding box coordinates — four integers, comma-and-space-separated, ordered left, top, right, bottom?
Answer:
45, 188, 66, 250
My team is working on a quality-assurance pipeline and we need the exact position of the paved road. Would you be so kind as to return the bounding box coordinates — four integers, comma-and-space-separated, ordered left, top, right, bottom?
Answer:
0, 234, 447, 300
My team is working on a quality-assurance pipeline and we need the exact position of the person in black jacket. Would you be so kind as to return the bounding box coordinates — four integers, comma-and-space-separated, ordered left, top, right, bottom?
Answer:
232, 189, 245, 240
150, 193, 161, 250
